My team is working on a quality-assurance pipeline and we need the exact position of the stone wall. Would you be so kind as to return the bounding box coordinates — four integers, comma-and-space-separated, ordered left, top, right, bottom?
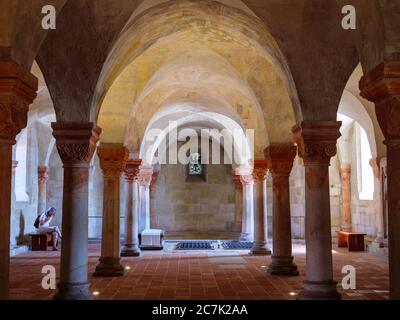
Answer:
153, 163, 236, 236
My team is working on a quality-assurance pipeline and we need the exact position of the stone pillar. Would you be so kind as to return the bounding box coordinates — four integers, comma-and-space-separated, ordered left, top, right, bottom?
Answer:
370, 158, 385, 245
149, 171, 159, 229
0, 61, 37, 300
339, 165, 352, 232
239, 172, 254, 242
250, 159, 271, 255
52, 122, 101, 300
121, 159, 141, 257
293, 121, 341, 300
137, 165, 153, 234
360, 60, 400, 299
11, 161, 18, 204
37, 166, 49, 214
265, 145, 299, 276
231, 173, 243, 233
94, 144, 128, 277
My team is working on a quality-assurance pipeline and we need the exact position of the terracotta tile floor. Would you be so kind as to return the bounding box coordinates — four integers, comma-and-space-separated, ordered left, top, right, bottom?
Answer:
9, 244, 389, 300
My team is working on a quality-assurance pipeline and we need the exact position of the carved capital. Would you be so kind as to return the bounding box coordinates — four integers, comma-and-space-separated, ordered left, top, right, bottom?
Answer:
151, 171, 160, 187
240, 174, 254, 186
292, 121, 341, 166
12, 160, 18, 170
265, 145, 296, 177
360, 60, 400, 148
97, 144, 129, 177
137, 165, 153, 187
124, 159, 142, 182
369, 158, 381, 179
0, 61, 38, 144
339, 165, 351, 184
231, 172, 243, 191
252, 158, 268, 181
38, 166, 49, 184
52, 122, 101, 166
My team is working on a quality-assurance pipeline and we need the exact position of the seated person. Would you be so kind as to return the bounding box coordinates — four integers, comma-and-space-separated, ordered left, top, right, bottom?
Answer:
35, 207, 62, 251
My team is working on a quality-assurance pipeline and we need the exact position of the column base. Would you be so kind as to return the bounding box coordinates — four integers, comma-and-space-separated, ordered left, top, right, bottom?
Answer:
93, 257, 126, 277
374, 236, 385, 248
121, 244, 141, 257
249, 242, 271, 256
53, 282, 94, 300
240, 233, 253, 242
298, 281, 341, 300
267, 256, 299, 276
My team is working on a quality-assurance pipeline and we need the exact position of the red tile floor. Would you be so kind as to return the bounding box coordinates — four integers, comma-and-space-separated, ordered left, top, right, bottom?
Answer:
9, 244, 389, 300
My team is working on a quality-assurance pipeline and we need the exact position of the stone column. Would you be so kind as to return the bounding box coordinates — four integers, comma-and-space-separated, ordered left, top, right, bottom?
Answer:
0, 61, 37, 300
11, 161, 18, 204
37, 166, 49, 214
360, 60, 400, 299
149, 171, 159, 229
250, 159, 271, 255
52, 122, 101, 300
239, 172, 254, 242
370, 158, 385, 245
137, 165, 153, 234
94, 144, 128, 277
265, 145, 299, 276
121, 159, 141, 257
231, 173, 243, 233
293, 121, 341, 300
339, 165, 352, 232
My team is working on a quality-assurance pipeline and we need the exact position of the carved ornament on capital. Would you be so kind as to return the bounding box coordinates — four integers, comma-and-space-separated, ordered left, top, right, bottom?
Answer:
240, 174, 254, 186
97, 145, 129, 177
51, 122, 101, 166
292, 121, 341, 166
339, 165, 351, 184
38, 166, 49, 184
137, 165, 154, 187
231, 172, 243, 191
360, 60, 400, 150
0, 61, 38, 144
252, 159, 268, 181
124, 159, 142, 182
264, 145, 296, 177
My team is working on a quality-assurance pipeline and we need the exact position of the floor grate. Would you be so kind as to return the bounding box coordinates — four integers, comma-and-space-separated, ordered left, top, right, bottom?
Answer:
175, 241, 214, 250
222, 241, 253, 250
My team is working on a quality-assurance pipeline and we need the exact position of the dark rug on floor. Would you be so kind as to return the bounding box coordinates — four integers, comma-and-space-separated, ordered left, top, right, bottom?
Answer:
222, 241, 253, 250
175, 241, 214, 250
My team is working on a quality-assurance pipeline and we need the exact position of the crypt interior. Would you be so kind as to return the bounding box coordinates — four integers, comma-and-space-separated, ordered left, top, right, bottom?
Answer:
0, 0, 400, 300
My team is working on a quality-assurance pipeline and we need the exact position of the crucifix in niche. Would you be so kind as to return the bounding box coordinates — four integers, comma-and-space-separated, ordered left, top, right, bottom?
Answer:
186, 152, 206, 181
189, 153, 202, 175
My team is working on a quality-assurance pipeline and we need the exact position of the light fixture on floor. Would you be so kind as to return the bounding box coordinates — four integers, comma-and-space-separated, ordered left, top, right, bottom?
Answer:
289, 292, 297, 296
93, 291, 100, 296
261, 265, 267, 268
125, 266, 131, 270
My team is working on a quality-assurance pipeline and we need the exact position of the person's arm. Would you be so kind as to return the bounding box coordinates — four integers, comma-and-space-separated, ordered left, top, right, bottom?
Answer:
39, 214, 49, 226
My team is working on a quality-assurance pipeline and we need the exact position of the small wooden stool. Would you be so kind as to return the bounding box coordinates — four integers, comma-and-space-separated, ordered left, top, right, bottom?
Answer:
30, 233, 54, 251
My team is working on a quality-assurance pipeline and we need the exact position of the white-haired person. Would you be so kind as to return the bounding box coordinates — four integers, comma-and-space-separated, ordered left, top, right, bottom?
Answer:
34, 207, 62, 251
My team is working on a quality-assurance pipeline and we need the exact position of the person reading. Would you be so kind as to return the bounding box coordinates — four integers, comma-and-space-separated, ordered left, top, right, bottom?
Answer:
34, 207, 62, 251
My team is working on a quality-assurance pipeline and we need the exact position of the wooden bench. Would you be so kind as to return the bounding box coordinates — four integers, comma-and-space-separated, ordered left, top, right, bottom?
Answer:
336, 231, 366, 252
30, 233, 54, 251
